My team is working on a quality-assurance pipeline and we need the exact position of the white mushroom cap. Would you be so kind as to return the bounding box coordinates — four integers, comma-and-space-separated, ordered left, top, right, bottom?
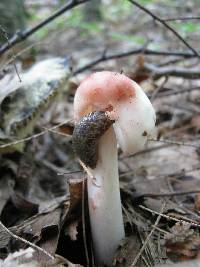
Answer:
74, 71, 156, 155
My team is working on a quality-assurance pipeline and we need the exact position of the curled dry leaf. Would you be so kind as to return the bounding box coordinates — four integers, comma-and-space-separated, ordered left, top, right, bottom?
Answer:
113, 236, 142, 267
165, 222, 200, 261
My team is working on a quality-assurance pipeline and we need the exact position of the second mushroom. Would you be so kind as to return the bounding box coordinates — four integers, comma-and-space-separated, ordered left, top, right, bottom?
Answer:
73, 71, 156, 266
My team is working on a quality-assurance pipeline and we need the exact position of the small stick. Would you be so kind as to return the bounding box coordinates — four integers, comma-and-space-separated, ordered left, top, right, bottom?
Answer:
149, 138, 200, 149
0, 25, 21, 82
0, 220, 54, 260
0, 120, 71, 149
164, 16, 200, 22
139, 205, 200, 228
130, 202, 166, 267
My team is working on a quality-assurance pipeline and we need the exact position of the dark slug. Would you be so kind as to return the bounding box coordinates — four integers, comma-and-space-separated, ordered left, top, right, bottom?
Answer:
72, 111, 115, 169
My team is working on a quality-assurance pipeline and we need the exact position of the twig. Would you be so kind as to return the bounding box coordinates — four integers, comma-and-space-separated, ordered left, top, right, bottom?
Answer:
164, 16, 200, 22
166, 171, 200, 222
43, 127, 72, 138
148, 138, 200, 149
141, 255, 151, 267
120, 144, 170, 159
138, 190, 200, 199
74, 48, 196, 75
151, 76, 168, 101
164, 103, 200, 115
38, 159, 71, 176
120, 165, 200, 181
158, 57, 186, 67
130, 202, 165, 266
57, 170, 82, 176
0, 120, 71, 149
0, 25, 21, 82
157, 86, 200, 97
139, 205, 200, 228
0, 41, 44, 73
0, 0, 90, 55
143, 63, 200, 79
128, 0, 200, 57
0, 220, 54, 260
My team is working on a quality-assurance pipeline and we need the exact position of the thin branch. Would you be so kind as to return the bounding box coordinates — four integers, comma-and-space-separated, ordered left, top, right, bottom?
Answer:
0, 26, 21, 82
164, 16, 200, 22
138, 189, 200, 199
74, 48, 196, 75
139, 205, 200, 228
0, 0, 90, 55
130, 203, 165, 267
128, 0, 200, 57
0, 120, 72, 149
143, 63, 200, 79
120, 144, 170, 159
0, 220, 54, 260
151, 76, 168, 101
120, 164, 200, 180
157, 86, 200, 97
164, 103, 200, 115
46, 121, 200, 158
0, 41, 44, 73
149, 138, 200, 149
57, 170, 82, 176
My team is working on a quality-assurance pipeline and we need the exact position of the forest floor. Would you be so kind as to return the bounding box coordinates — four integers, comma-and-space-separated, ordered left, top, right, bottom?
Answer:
0, 1, 200, 266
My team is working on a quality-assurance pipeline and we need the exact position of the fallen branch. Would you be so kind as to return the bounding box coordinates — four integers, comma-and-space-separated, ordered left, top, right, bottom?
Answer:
139, 205, 200, 228
74, 48, 196, 75
128, 0, 200, 57
0, 0, 90, 55
0, 119, 72, 149
143, 62, 200, 79
163, 16, 200, 22
121, 144, 170, 159
137, 189, 200, 199
120, 165, 200, 180
157, 86, 200, 97
150, 76, 168, 101
0, 221, 54, 260
130, 203, 165, 266
149, 138, 200, 149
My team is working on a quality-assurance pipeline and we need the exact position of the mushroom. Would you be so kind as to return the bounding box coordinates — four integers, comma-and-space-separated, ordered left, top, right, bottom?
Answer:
73, 71, 156, 266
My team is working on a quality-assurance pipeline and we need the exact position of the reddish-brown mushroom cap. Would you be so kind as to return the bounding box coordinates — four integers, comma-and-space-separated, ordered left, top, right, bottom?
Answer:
74, 72, 135, 118
74, 71, 156, 155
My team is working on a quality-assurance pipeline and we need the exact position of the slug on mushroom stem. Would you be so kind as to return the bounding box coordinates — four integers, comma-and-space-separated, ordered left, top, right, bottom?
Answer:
73, 71, 156, 266
73, 111, 115, 169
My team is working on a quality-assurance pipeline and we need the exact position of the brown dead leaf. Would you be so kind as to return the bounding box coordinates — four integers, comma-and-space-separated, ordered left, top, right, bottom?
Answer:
11, 191, 38, 215
113, 236, 142, 267
57, 120, 74, 136
165, 222, 200, 261
68, 178, 84, 214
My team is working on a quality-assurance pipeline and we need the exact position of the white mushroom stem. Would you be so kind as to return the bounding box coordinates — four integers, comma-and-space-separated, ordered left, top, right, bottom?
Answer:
73, 71, 156, 266
86, 126, 125, 266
